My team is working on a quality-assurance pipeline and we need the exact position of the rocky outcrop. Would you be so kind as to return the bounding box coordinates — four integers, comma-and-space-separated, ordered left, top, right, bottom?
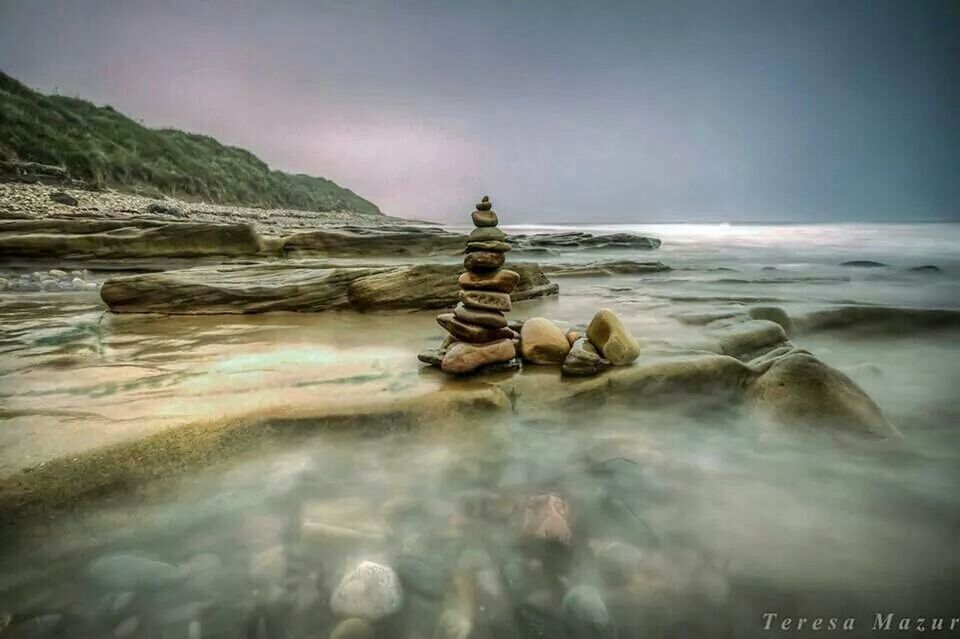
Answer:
795, 305, 960, 334
510, 231, 661, 251
349, 263, 557, 310
100, 261, 559, 313
745, 352, 899, 439
0, 218, 268, 262
704, 317, 788, 358
283, 226, 465, 257
544, 260, 671, 277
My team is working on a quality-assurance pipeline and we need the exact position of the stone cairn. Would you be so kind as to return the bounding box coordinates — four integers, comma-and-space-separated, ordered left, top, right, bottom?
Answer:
419, 195, 521, 375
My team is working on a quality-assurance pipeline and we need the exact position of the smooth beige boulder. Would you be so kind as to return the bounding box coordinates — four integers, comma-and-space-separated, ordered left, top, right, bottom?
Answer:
520, 318, 570, 364
441, 339, 516, 375
746, 353, 899, 439
586, 309, 640, 365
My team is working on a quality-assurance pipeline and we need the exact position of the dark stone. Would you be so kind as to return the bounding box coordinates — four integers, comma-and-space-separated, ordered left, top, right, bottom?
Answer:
514, 231, 660, 250
562, 586, 615, 639
600, 493, 660, 548
909, 264, 942, 273
417, 348, 444, 366
472, 210, 499, 226
840, 260, 888, 267
469, 226, 507, 243
562, 338, 609, 377
437, 313, 515, 343
145, 202, 186, 217
460, 289, 512, 312
515, 604, 569, 639
454, 302, 508, 328
397, 555, 448, 601
466, 240, 511, 253
478, 357, 521, 374
49, 191, 78, 206
464, 251, 505, 273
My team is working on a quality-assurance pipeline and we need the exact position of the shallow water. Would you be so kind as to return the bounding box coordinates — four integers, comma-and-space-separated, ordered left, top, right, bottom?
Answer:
1, 223, 959, 638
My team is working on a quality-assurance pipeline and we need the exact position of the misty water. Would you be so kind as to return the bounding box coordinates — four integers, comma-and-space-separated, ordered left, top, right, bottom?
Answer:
1, 223, 959, 638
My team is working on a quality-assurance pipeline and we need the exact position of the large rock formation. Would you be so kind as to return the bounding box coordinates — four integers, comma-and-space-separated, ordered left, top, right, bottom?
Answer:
100, 261, 559, 313
283, 226, 466, 257
509, 231, 661, 250
0, 218, 267, 262
745, 352, 899, 439
0, 217, 472, 266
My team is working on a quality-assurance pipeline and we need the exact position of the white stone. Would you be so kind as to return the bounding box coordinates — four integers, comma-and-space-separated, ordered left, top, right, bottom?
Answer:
330, 561, 404, 621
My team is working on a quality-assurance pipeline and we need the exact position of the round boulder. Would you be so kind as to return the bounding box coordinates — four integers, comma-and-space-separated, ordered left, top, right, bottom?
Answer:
329, 561, 404, 621
562, 585, 615, 639
746, 353, 899, 439
586, 309, 640, 365
520, 317, 570, 364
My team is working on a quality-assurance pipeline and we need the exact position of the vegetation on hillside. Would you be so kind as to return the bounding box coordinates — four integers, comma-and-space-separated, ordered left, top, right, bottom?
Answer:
0, 71, 381, 214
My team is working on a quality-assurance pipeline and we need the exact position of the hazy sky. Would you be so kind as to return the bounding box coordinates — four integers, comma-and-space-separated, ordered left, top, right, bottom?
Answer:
1, 0, 957, 222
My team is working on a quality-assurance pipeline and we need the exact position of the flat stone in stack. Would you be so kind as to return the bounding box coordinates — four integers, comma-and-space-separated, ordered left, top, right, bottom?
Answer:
419, 196, 521, 374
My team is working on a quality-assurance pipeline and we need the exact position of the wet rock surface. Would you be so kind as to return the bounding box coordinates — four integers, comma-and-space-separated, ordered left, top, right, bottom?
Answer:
510, 231, 661, 251
99, 262, 558, 313
746, 352, 900, 439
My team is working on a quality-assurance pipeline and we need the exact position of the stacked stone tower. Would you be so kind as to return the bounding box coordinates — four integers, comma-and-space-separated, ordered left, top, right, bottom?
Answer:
432, 196, 520, 374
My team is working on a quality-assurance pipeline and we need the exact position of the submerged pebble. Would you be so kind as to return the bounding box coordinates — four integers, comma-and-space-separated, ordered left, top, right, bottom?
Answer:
329, 561, 404, 621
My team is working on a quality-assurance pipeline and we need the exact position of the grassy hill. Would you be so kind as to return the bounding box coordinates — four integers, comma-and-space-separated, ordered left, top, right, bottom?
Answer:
0, 71, 382, 215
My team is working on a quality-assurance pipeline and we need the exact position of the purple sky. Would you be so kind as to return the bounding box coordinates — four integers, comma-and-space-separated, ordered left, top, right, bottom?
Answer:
1, 0, 957, 222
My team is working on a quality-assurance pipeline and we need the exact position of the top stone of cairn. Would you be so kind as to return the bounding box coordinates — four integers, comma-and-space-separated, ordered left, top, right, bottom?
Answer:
472, 195, 499, 227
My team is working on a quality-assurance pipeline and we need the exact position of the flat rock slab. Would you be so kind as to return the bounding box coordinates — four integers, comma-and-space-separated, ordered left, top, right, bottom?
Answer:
283, 226, 466, 257
510, 231, 661, 250
0, 218, 267, 261
101, 261, 559, 314
545, 260, 672, 277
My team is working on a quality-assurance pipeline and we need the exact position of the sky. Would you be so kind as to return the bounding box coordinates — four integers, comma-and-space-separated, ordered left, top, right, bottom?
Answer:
0, 0, 957, 223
